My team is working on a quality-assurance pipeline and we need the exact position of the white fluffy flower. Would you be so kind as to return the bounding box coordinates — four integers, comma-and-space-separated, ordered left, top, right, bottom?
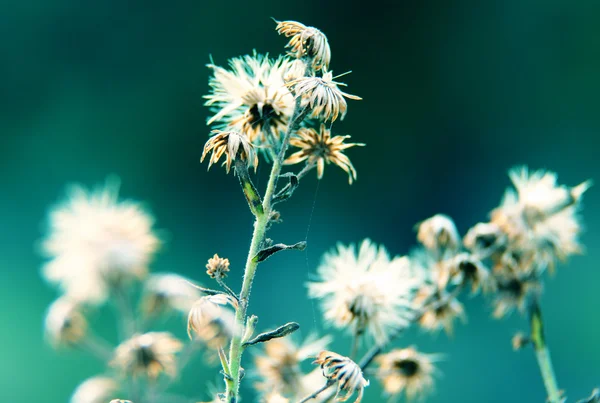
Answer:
70, 376, 119, 403
41, 178, 161, 304
308, 239, 419, 343
141, 273, 201, 316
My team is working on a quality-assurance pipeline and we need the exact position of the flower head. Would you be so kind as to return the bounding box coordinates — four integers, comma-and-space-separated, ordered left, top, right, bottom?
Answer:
205, 54, 296, 144
201, 130, 258, 173
141, 273, 201, 317
111, 332, 183, 379
491, 167, 590, 273
308, 239, 419, 344
376, 347, 440, 400
287, 71, 361, 123
206, 254, 230, 279
417, 214, 460, 254
415, 285, 465, 335
284, 124, 364, 184
254, 334, 331, 397
275, 20, 331, 71
45, 297, 88, 347
41, 178, 161, 305
314, 350, 369, 403
187, 295, 237, 349
70, 377, 119, 403
448, 253, 494, 294
492, 275, 542, 318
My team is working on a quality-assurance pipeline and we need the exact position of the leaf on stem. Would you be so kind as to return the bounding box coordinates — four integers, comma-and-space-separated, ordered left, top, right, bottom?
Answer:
272, 172, 299, 205
253, 241, 307, 263
242, 322, 300, 347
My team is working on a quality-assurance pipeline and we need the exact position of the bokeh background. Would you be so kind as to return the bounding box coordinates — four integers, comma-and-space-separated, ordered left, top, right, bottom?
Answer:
2, 0, 599, 402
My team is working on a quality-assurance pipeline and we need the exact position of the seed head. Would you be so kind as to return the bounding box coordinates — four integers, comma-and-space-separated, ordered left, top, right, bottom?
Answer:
314, 350, 369, 403
201, 130, 258, 173
275, 20, 331, 71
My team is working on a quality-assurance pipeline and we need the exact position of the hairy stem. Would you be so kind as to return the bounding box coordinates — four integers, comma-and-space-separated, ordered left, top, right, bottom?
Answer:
297, 381, 334, 403
529, 297, 561, 403
225, 97, 308, 403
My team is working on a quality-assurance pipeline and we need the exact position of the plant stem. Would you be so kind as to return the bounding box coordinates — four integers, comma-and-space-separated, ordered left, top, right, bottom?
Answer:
297, 381, 334, 403
224, 98, 308, 403
529, 297, 561, 403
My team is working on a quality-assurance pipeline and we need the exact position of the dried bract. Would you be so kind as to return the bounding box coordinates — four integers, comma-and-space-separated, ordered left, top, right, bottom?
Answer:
275, 20, 331, 71
111, 332, 183, 379
287, 71, 361, 123
376, 347, 439, 400
201, 130, 258, 174
314, 350, 369, 403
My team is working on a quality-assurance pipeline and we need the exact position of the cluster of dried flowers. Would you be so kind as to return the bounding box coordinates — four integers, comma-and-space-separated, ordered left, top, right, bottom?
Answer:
40, 18, 595, 403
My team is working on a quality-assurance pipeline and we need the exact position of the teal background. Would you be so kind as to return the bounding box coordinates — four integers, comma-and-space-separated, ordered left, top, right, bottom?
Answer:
1, 0, 599, 402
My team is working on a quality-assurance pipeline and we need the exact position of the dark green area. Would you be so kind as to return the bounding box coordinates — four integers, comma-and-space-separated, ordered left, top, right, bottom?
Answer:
1, 0, 599, 402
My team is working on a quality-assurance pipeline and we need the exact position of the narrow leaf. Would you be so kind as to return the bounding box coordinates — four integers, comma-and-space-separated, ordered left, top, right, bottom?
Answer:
273, 173, 299, 205
253, 241, 307, 263
243, 322, 300, 347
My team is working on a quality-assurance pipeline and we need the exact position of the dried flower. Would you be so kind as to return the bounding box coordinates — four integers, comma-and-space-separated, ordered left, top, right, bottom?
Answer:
45, 297, 88, 347
287, 71, 361, 122
463, 222, 507, 258
492, 275, 542, 318
201, 130, 258, 173
415, 285, 466, 335
141, 273, 201, 317
314, 350, 369, 403
187, 295, 237, 349
491, 167, 590, 273
275, 20, 331, 71
284, 124, 364, 184
254, 335, 331, 397
111, 332, 183, 379
41, 178, 160, 305
205, 54, 296, 144
206, 254, 230, 279
417, 214, 461, 254
449, 253, 494, 294
308, 239, 419, 344
70, 376, 119, 403
376, 347, 440, 400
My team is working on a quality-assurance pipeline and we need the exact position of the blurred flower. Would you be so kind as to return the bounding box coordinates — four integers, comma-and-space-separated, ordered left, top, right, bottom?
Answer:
201, 130, 258, 173
206, 254, 230, 279
141, 273, 201, 317
463, 222, 507, 259
492, 275, 542, 318
205, 54, 296, 144
491, 167, 590, 273
45, 297, 88, 347
275, 20, 331, 71
41, 178, 160, 305
308, 239, 419, 344
284, 124, 364, 184
109, 400, 132, 403
287, 71, 361, 122
264, 392, 290, 403
70, 376, 119, 403
511, 332, 530, 351
187, 295, 237, 349
376, 347, 440, 400
449, 253, 494, 294
254, 334, 331, 397
111, 332, 183, 379
417, 214, 460, 254
414, 285, 465, 335
314, 350, 369, 403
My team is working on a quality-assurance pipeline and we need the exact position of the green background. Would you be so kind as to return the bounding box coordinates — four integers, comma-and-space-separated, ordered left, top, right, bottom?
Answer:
1, 0, 599, 402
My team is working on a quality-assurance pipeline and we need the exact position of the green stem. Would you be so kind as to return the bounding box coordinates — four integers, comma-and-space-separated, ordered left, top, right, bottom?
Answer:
529, 297, 561, 403
224, 98, 307, 403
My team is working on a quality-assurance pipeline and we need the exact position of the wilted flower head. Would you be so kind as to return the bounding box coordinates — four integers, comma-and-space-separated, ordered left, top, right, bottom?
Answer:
201, 130, 258, 174
275, 20, 331, 71
206, 254, 230, 279
417, 214, 460, 254
141, 273, 201, 317
111, 332, 183, 379
376, 347, 440, 400
314, 350, 369, 403
309, 240, 420, 344
491, 167, 590, 273
45, 297, 88, 347
254, 334, 331, 397
70, 376, 119, 403
287, 71, 361, 123
448, 253, 494, 294
205, 54, 296, 144
284, 124, 364, 184
187, 295, 237, 349
41, 178, 160, 305
492, 275, 542, 318
463, 222, 507, 258
414, 285, 465, 335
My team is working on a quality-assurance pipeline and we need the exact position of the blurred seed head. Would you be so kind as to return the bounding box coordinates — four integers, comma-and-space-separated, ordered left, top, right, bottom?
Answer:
187, 295, 237, 350
140, 273, 201, 317
417, 214, 460, 254
45, 297, 88, 348
414, 286, 466, 335
492, 275, 542, 319
70, 376, 119, 403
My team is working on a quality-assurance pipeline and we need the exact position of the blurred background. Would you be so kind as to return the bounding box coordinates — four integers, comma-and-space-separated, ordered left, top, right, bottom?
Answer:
1, 0, 599, 402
